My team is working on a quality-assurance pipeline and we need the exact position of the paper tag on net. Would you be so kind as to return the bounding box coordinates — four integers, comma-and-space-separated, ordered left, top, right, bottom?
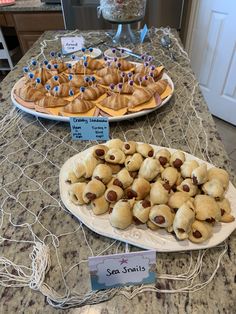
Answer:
88, 250, 156, 291
61, 36, 85, 55
70, 117, 109, 141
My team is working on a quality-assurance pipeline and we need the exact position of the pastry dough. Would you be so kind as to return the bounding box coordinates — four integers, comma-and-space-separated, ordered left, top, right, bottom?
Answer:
83, 179, 106, 203
170, 151, 186, 169
99, 72, 122, 85
180, 160, 199, 178
136, 143, 154, 158
207, 167, 229, 190
138, 158, 162, 181
161, 167, 179, 187
46, 73, 69, 88
74, 154, 100, 179
91, 195, 109, 215
105, 148, 126, 164
146, 80, 169, 95
71, 61, 93, 74
92, 164, 112, 184
86, 56, 104, 71
177, 178, 199, 196
155, 149, 171, 167
191, 164, 208, 185
106, 139, 124, 150
189, 220, 212, 243
105, 162, 122, 174
105, 185, 124, 203
63, 99, 95, 113
146, 220, 159, 230
113, 82, 134, 94
116, 168, 134, 189
16, 84, 46, 102
125, 153, 143, 171
150, 181, 169, 204
69, 182, 87, 205
70, 75, 89, 88
149, 205, 175, 228
168, 192, 191, 211
35, 96, 69, 108
133, 200, 152, 223
99, 94, 129, 110
194, 195, 221, 223
202, 179, 224, 199
82, 85, 106, 100
109, 199, 133, 229
122, 141, 137, 155
217, 198, 235, 223
50, 83, 79, 97
66, 171, 80, 184
127, 178, 150, 200
96, 67, 117, 77
93, 144, 109, 160
112, 59, 134, 71
173, 201, 195, 240
128, 88, 153, 108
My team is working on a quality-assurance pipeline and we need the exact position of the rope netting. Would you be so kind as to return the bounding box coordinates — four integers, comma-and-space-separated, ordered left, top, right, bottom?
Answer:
0, 28, 232, 309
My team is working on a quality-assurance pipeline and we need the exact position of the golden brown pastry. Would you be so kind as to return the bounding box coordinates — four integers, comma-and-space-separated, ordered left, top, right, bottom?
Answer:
217, 198, 235, 223
189, 220, 213, 243
126, 178, 150, 200
113, 82, 134, 94
125, 153, 143, 171
50, 83, 79, 97
35, 96, 69, 108
82, 85, 106, 100
138, 158, 162, 181
83, 178, 106, 203
86, 56, 104, 71
112, 59, 134, 71
191, 164, 208, 185
105, 148, 126, 164
194, 195, 221, 223
177, 178, 199, 196
105, 185, 124, 203
16, 84, 46, 102
91, 195, 109, 215
96, 67, 117, 77
155, 148, 171, 167
202, 179, 225, 199
93, 144, 109, 160
136, 143, 154, 158
115, 168, 134, 189
133, 200, 152, 223
150, 181, 170, 205
68, 182, 87, 205
109, 199, 133, 229
170, 151, 186, 169
146, 219, 159, 230
70, 75, 89, 88
49, 60, 67, 73
46, 73, 69, 88
128, 88, 153, 108
74, 154, 101, 179
99, 72, 122, 85
168, 192, 191, 212
99, 94, 129, 110
207, 167, 229, 190
149, 205, 175, 228
92, 164, 112, 184
173, 201, 195, 240
106, 139, 124, 150
66, 171, 80, 184
34, 67, 54, 85
71, 61, 93, 74
180, 160, 199, 178
63, 98, 95, 113
161, 167, 179, 187
122, 141, 137, 155
105, 162, 122, 174
146, 80, 169, 95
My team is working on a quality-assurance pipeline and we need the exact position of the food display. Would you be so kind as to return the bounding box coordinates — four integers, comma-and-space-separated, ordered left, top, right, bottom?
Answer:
60, 140, 236, 251
12, 53, 173, 121
99, 0, 147, 23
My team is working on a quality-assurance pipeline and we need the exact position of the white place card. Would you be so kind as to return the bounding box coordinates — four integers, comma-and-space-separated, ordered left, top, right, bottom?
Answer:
88, 250, 156, 290
61, 36, 85, 55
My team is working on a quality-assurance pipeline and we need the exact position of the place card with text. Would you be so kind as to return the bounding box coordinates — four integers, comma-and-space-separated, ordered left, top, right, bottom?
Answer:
88, 250, 156, 290
61, 36, 85, 55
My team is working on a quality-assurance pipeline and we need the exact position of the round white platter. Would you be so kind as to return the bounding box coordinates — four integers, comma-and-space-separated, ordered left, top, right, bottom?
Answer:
59, 144, 236, 252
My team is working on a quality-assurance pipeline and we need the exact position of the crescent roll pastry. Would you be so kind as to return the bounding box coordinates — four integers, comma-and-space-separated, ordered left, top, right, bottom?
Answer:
126, 178, 150, 200
109, 199, 133, 229
150, 181, 169, 204
69, 182, 87, 205
170, 151, 186, 169
50, 83, 79, 97
16, 84, 46, 102
96, 67, 117, 77
45, 73, 69, 88
138, 158, 162, 181
92, 164, 112, 184
91, 195, 109, 215
71, 61, 93, 74
105, 148, 126, 164
168, 192, 191, 212
207, 167, 229, 190
70, 75, 89, 88
194, 195, 221, 223
146, 80, 169, 95
83, 179, 106, 203
122, 141, 137, 155
136, 143, 154, 158
155, 149, 171, 167
34, 67, 54, 84
180, 160, 199, 178
86, 56, 104, 71
191, 164, 208, 185
189, 220, 213, 243
113, 59, 134, 71
106, 139, 124, 150
49, 60, 67, 73
217, 198, 235, 223
99, 93, 129, 110
105, 185, 124, 203
63, 98, 95, 113
202, 179, 224, 200
177, 178, 199, 196
66, 171, 80, 184
128, 88, 153, 108
149, 205, 175, 228
146, 219, 159, 230
161, 167, 179, 187
35, 96, 69, 108
99, 72, 122, 85
74, 154, 100, 179
82, 85, 106, 100
93, 144, 109, 160
173, 201, 195, 240
133, 200, 152, 223
116, 168, 134, 189
125, 153, 143, 171
105, 162, 122, 174
113, 82, 134, 94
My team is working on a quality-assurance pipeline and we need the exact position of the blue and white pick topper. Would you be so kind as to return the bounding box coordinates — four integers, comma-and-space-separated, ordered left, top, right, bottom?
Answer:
140, 24, 149, 43
61, 36, 85, 55
70, 117, 109, 141
88, 250, 156, 291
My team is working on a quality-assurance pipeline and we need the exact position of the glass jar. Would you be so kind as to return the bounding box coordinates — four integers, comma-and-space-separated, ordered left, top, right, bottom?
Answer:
99, 0, 147, 23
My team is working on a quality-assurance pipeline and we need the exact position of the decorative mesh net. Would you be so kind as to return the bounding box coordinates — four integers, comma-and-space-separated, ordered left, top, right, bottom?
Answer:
0, 28, 233, 309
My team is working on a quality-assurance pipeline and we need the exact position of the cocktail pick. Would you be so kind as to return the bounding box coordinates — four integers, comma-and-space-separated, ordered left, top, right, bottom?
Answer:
83, 61, 88, 76
53, 75, 59, 82
69, 89, 74, 97
149, 71, 155, 82
144, 62, 149, 73
118, 83, 123, 94
23, 67, 29, 78
50, 51, 56, 62
66, 63, 72, 73
88, 47, 93, 57
35, 77, 41, 86
121, 72, 126, 83
71, 54, 76, 61
31, 59, 37, 67
57, 52, 62, 59
81, 47, 86, 53
53, 85, 60, 97
91, 76, 96, 86
148, 56, 153, 62
138, 76, 143, 87
43, 60, 49, 67
28, 72, 34, 83
150, 65, 155, 72
53, 63, 59, 70
128, 72, 133, 80
46, 64, 52, 70
80, 86, 86, 98
128, 80, 134, 86
84, 76, 90, 85
109, 83, 115, 94
45, 84, 51, 92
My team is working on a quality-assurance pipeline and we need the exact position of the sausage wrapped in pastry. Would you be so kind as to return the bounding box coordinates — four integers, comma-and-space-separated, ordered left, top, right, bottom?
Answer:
150, 181, 170, 205
194, 195, 221, 223
173, 201, 195, 240
207, 167, 229, 190
202, 179, 224, 200
105, 148, 126, 164
126, 178, 150, 200
122, 141, 137, 155
91, 195, 109, 215
105, 185, 124, 203
138, 158, 162, 182
191, 164, 208, 185
149, 205, 175, 228
92, 164, 112, 184
180, 160, 199, 178
189, 220, 213, 243
125, 153, 143, 171
155, 149, 171, 167
217, 198, 235, 223
106, 139, 124, 150
93, 144, 109, 160
83, 179, 106, 203
133, 200, 152, 224
177, 178, 199, 196
115, 168, 134, 189
69, 182, 87, 205
168, 192, 191, 212
161, 167, 179, 187
109, 199, 133, 229
170, 151, 186, 169
74, 154, 101, 179
136, 143, 154, 158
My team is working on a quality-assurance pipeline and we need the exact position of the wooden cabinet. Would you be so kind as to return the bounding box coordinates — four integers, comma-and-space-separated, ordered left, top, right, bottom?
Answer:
17, 32, 42, 54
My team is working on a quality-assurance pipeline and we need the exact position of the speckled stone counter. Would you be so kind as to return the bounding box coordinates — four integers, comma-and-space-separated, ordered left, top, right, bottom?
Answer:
0, 0, 61, 12
0, 29, 235, 314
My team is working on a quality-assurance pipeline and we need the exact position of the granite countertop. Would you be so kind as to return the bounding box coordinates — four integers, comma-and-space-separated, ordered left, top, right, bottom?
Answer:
0, 0, 61, 12
0, 29, 235, 314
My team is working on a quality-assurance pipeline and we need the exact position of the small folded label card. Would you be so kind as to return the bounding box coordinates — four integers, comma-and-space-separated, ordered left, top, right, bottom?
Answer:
140, 24, 149, 43
61, 36, 85, 55
70, 117, 109, 141
88, 250, 156, 290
